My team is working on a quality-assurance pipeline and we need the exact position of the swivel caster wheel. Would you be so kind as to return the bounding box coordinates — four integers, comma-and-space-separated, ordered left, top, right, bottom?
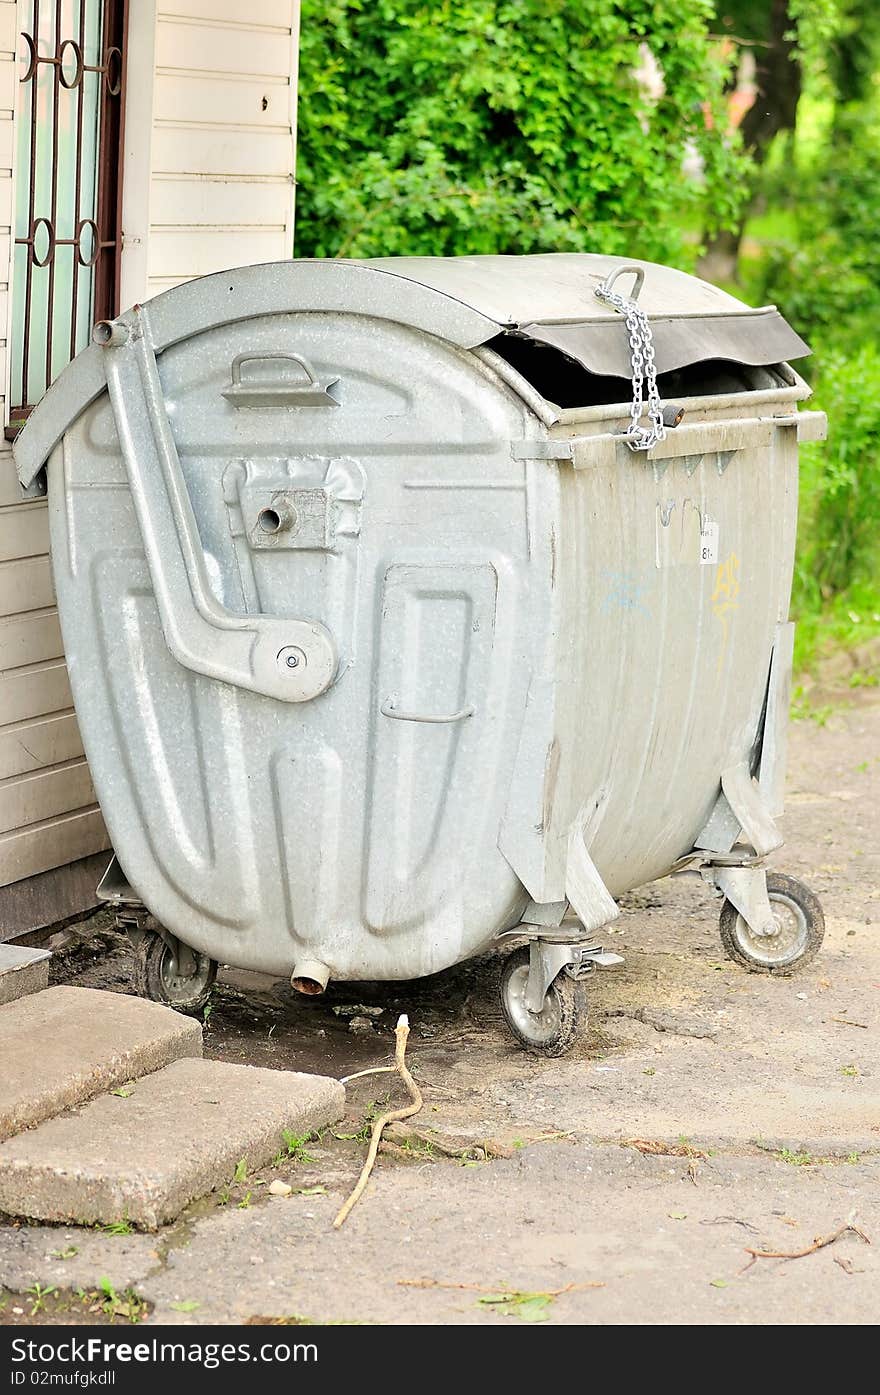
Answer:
500, 946, 586, 1057
719, 872, 825, 975
133, 927, 217, 1014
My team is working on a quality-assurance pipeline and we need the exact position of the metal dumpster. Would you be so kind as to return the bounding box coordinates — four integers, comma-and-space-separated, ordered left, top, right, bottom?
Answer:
14, 254, 827, 1055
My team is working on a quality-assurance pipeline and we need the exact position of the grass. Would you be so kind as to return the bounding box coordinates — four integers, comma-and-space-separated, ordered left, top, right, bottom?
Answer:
7, 1282, 149, 1325
762, 1144, 862, 1166
791, 585, 880, 675
777, 1147, 816, 1167
272, 1130, 316, 1168
99, 1219, 134, 1237
26, 1284, 57, 1316
95, 1279, 148, 1323
790, 689, 836, 726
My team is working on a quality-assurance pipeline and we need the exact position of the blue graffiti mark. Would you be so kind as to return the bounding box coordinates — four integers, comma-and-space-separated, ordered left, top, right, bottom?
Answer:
600, 569, 652, 616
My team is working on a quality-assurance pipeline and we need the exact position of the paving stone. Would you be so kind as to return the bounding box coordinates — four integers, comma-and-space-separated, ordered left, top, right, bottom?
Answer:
0, 944, 51, 1005
0, 1056, 345, 1230
0, 985, 202, 1141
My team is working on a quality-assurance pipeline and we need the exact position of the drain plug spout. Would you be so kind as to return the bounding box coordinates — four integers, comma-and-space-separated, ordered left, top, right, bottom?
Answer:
290, 960, 330, 995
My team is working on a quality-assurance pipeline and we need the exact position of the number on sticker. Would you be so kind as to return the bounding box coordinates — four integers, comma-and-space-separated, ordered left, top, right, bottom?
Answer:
700, 520, 719, 565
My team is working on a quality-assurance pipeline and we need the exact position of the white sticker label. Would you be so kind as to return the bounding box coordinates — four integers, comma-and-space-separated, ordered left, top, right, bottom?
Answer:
699, 519, 719, 565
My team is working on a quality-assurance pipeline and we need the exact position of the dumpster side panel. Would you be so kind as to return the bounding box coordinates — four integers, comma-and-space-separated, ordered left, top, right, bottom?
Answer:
49, 318, 540, 978
550, 415, 798, 897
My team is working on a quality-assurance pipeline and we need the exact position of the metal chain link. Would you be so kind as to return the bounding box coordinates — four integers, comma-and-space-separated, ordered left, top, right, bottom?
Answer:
594, 273, 666, 452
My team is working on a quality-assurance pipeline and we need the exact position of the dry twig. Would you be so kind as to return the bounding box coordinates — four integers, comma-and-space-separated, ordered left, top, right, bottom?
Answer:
834, 1255, 865, 1275
700, 1216, 759, 1233
384, 1120, 513, 1160
339, 1065, 398, 1085
627, 1138, 708, 1160
830, 1017, 869, 1030
333, 1014, 422, 1228
742, 1220, 870, 1270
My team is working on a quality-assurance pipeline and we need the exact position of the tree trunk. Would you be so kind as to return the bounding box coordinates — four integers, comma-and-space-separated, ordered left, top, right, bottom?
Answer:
739, 0, 801, 164
700, 0, 801, 279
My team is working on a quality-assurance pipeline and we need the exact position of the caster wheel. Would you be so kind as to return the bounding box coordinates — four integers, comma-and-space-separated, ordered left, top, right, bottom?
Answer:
500, 946, 586, 1057
719, 872, 825, 975
133, 929, 217, 1013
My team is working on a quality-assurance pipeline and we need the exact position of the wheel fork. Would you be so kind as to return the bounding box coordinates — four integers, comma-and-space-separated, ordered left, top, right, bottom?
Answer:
522, 938, 624, 1015
709, 865, 778, 938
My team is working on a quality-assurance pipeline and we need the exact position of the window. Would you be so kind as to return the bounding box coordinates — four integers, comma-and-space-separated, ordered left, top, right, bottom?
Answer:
8, 0, 127, 430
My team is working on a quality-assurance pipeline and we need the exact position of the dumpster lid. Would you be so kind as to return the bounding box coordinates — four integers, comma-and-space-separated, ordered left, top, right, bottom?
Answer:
14, 254, 808, 488
360, 253, 809, 379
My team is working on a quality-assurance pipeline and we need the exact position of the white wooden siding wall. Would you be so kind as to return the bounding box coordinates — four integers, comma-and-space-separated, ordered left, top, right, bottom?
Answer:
0, 0, 300, 891
143, 0, 299, 296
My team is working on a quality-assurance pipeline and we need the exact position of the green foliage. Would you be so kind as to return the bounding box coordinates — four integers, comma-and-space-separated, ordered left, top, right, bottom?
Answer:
799, 347, 880, 595
281, 1129, 316, 1164
296, 0, 748, 262
293, 1, 875, 671
753, 106, 880, 348
746, 96, 880, 664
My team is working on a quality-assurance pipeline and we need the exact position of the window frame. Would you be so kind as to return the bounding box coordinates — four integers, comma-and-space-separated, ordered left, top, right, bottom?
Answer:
5, 0, 128, 437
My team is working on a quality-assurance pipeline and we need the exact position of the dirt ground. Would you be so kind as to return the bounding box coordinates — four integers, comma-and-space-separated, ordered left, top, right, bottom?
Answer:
1, 695, 879, 1326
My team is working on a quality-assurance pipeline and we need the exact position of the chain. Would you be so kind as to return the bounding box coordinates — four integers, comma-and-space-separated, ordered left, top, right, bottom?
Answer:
594, 277, 666, 452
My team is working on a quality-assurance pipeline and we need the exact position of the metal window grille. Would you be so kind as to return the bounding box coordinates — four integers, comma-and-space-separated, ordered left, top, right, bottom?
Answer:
8, 0, 127, 431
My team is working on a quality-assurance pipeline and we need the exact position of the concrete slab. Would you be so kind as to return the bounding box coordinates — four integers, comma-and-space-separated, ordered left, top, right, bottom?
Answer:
0, 944, 51, 1005
0, 1056, 345, 1230
0, 986, 202, 1142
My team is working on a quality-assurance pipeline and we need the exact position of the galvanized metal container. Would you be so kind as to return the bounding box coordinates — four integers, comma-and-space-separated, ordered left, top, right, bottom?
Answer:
15, 254, 827, 1053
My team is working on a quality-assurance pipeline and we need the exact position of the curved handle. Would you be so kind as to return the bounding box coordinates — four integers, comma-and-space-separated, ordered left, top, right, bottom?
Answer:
223, 351, 339, 408
381, 699, 475, 724
596, 264, 645, 302
100, 309, 337, 703
230, 351, 317, 388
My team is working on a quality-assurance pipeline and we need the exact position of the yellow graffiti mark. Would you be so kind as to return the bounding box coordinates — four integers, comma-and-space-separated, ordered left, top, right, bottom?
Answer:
711, 552, 741, 675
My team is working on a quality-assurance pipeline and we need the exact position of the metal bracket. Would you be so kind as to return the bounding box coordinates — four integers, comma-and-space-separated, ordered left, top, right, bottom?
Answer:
20, 467, 47, 499
771, 409, 827, 443
510, 440, 574, 461
96, 854, 141, 906
565, 817, 620, 933
721, 762, 783, 857
710, 865, 777, 938
520, 898, 568, 928
696, 761, 783, 858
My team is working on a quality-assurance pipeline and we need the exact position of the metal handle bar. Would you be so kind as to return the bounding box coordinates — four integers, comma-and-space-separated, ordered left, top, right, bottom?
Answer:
222, 351, 339, 408
99, 308, 337, 703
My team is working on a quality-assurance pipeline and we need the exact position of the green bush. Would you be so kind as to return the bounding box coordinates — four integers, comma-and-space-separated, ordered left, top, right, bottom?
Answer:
793, 344, 880, 626
785, 339, 880, 671
746, 103, 880, 667
295, 0, 747, 262
752, 106, 880, 349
